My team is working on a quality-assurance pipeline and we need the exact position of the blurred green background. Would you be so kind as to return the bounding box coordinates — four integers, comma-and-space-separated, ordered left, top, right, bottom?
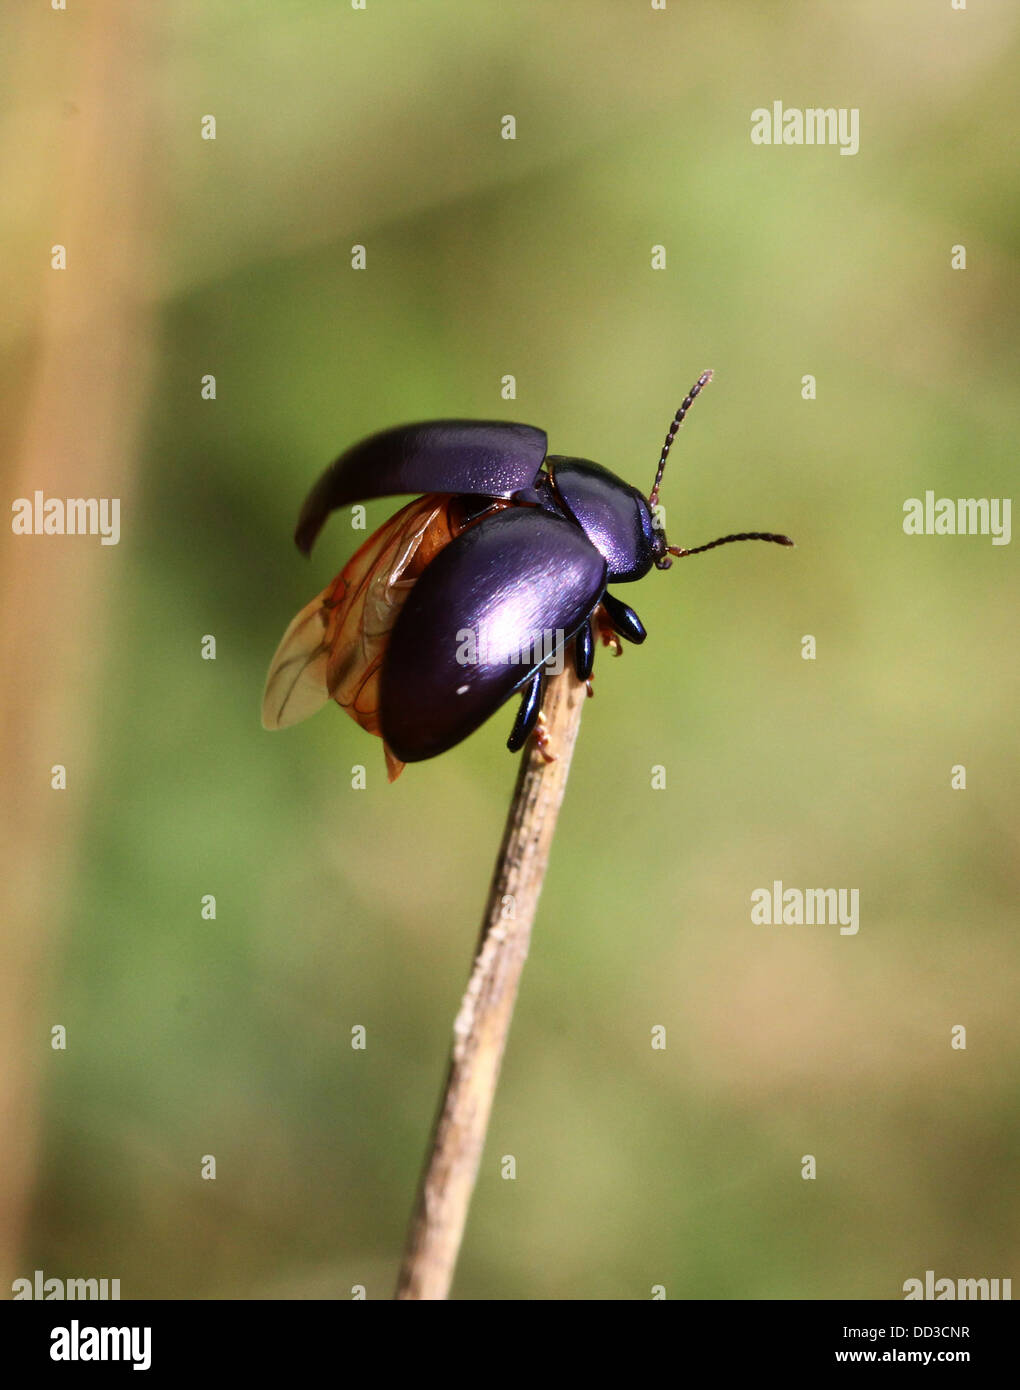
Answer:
2, 0, 1017, 1300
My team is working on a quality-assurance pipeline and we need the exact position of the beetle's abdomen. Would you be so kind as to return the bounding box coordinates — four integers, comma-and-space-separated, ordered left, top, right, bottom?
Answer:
380, 508, 607, 763
329, 495, 511, 777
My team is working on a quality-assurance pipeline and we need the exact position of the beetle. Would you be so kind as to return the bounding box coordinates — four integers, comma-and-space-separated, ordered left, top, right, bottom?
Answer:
262, 370, 793, 779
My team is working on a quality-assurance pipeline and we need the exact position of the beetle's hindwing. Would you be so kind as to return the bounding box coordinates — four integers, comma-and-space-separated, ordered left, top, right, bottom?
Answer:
262, 495, 473, 778
380, 508, 608, 763
295, 421, 548, 555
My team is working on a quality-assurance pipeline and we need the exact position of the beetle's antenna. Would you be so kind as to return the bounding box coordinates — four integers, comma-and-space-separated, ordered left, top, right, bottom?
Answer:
648, 369, 714, 509
665, 531, 794, 561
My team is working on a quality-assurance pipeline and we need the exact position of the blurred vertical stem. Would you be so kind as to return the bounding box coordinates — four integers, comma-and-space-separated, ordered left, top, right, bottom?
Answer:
395, 667, 587, 1300
0, 2, 159, 1286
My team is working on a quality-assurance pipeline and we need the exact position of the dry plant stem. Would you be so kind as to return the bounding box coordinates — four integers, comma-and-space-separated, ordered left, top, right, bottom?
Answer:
395, 667, 587, 1300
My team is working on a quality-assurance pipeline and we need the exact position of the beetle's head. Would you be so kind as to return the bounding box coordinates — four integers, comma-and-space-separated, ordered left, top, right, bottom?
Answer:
649, 370, 794, 570
648, 516, 670, 569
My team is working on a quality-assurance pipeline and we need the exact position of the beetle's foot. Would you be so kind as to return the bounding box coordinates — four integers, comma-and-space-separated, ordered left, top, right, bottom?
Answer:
593, 605, 624, 656
585, 678, 594, 699
533, 713, 557, 763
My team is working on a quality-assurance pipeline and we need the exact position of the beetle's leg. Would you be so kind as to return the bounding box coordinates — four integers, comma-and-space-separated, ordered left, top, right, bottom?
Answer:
506, 670, 544, 752
574, 618, 594, 681
601, 591, 647, 645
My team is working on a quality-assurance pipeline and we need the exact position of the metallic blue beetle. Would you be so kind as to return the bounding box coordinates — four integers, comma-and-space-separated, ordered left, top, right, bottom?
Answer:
262, 371, 792, 779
